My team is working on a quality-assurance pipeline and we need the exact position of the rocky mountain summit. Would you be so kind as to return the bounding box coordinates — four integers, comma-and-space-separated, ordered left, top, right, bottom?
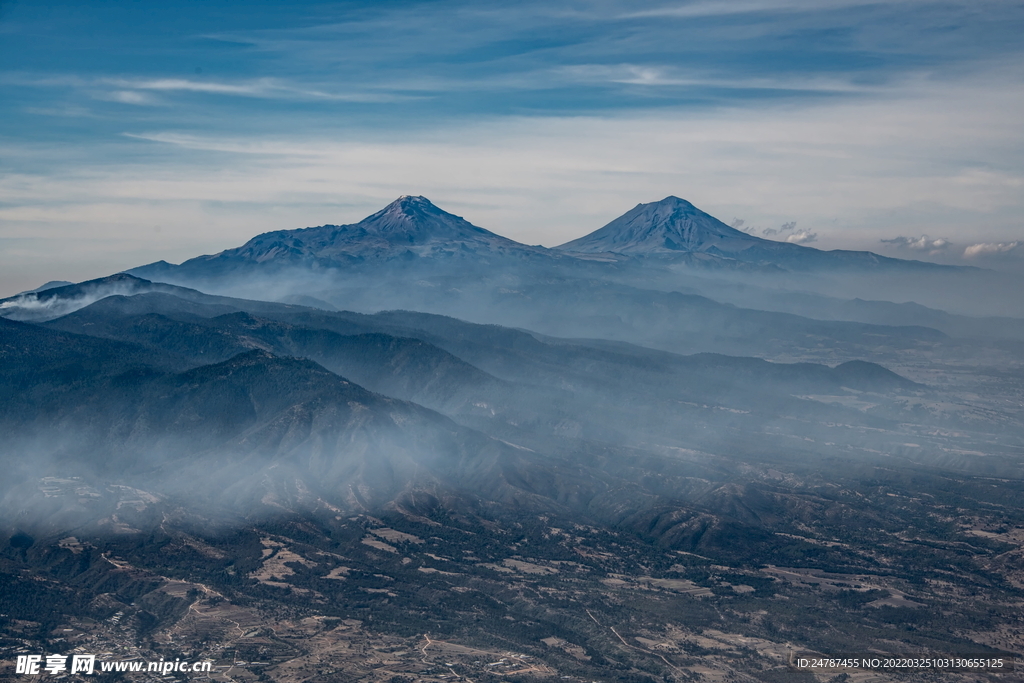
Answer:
227, 194, 552, 262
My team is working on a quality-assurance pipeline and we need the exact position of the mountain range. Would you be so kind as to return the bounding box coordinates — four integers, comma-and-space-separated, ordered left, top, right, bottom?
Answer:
130, 195, 954, 280
118, 195, 1020, 342
5, 195, 1012, 362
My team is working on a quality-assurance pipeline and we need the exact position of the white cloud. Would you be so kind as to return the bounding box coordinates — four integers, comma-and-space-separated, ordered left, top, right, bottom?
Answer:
785, 230, 817, 243
963, 241, 1020, 258
880, 235, 951, 253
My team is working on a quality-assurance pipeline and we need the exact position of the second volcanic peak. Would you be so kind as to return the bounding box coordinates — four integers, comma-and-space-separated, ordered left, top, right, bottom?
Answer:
557, 195, 754, 253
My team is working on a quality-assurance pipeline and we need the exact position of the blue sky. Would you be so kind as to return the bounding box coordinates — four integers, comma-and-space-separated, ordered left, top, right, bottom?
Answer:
1, 0, 1023, 294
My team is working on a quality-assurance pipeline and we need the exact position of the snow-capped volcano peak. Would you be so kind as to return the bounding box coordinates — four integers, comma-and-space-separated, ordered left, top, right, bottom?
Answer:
356, 195, 495, 242
237, 195, 516, 257
130, 196, 553, 278
554, 196, 946, 271
556, 196, 759, 255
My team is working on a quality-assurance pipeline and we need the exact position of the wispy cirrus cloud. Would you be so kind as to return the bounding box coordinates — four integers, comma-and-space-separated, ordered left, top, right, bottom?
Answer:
2, 72, 420, 104
104, 77, 416, 102
552, 64, 873, 93
185, 0, 1024, 109
108, 77, 276, 96
620, 0, 885, 20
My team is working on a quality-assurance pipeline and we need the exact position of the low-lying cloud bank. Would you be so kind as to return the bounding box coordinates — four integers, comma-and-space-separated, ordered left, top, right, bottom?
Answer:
879, 235, 1023, 266
964, 241, 1020, 258
880, 235, 951, 254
